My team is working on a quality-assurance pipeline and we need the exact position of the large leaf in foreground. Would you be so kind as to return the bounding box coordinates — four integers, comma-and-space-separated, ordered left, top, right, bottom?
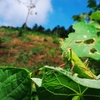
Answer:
0, 67, 31, 100
33, 66, 100, 100
61, 21, 100, 60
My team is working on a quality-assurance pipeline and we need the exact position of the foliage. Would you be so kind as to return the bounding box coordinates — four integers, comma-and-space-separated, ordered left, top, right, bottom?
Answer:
51, 25, 69, 38
0, 37, 4, 47
30, 47, 44, 55
71, 0, 100, 74
32, 66, 100, 100
1, 0, 100, 100
0, 67, 31, 100
32, 21, 100, 100
19, 35, 31, 42
52, 37, 60, 44
32, 1, 100, 100
72, 0, 100, 22
0, 23, 71, 38
87, 0, 100, 11
14, 51, 31, 66
0, 27, 63, 72
91, 10, 100, 20
61, 21, 100, 60
0, 37, 11, 48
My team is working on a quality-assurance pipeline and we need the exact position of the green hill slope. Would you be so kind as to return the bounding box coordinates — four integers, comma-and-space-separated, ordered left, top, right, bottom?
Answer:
0, 27, 64, 76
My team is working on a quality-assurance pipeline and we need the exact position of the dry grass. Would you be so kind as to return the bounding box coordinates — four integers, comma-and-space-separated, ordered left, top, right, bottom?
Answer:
0, 29, 65, 74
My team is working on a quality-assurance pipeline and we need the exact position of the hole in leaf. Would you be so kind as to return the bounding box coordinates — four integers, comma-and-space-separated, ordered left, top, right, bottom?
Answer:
90, 48, 97, 54
75, 40, 83, 44
84, 38, 95, 44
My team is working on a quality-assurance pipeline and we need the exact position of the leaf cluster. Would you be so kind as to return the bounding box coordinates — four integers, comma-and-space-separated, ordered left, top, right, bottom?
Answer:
32, 66, 100, 100
32, 1, 100, 100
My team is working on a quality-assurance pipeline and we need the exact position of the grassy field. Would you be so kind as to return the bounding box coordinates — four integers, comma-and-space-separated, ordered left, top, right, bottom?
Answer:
0, 27, 64, 77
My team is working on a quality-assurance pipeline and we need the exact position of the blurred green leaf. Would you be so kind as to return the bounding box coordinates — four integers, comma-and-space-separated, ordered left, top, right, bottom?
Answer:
91, 11, 100, 20
89, 21, 100, 29
87, 0, 99, 11
61, 21, 100, 60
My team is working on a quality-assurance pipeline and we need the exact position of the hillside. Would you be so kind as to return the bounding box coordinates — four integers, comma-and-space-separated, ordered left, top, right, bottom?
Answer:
0, 27, 64, 76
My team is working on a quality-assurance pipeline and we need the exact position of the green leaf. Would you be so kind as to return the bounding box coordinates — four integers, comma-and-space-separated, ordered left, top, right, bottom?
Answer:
61, 21, 100, 60
72, 14, 86, 21
72, 96, 80, 100
91, 11, 100, 20
34, 66, 100, 100
87, 0, 97, 11
89, 21, 100, 29
0, 67, 31, 100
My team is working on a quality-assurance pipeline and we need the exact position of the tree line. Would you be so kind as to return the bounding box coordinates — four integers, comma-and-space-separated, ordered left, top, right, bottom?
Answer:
0, 23, 74, 38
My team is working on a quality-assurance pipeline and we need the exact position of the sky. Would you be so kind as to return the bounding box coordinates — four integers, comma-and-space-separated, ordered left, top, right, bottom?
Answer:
0, 0, 92, 30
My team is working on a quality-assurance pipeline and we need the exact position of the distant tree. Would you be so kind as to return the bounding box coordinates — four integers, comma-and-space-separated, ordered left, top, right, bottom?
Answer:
37, 25, 45, 32
58, 26, 68, 38
72, 13, 87, 22
16, 0, 38, 29
21, 23, 31, 30
52, 25, 60, 36
45, 28, 51, 34
32, 23, 38, 31
52, 25, 68, 38
67, 25, 75, 33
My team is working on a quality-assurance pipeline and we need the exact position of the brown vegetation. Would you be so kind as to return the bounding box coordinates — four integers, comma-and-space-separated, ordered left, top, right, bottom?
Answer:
0, 28, 64, 75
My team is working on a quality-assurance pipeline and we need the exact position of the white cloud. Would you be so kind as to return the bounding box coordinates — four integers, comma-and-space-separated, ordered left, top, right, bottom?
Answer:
0, 0, 53, 27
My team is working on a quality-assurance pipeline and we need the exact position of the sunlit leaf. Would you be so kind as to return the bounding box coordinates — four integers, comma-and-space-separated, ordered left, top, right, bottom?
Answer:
61, 21, 100, 60
91, 11, 100, 20
89, 21, 100, 29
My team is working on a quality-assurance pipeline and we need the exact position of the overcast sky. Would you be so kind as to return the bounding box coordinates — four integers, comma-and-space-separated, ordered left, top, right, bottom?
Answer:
0, 0, 92, 30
